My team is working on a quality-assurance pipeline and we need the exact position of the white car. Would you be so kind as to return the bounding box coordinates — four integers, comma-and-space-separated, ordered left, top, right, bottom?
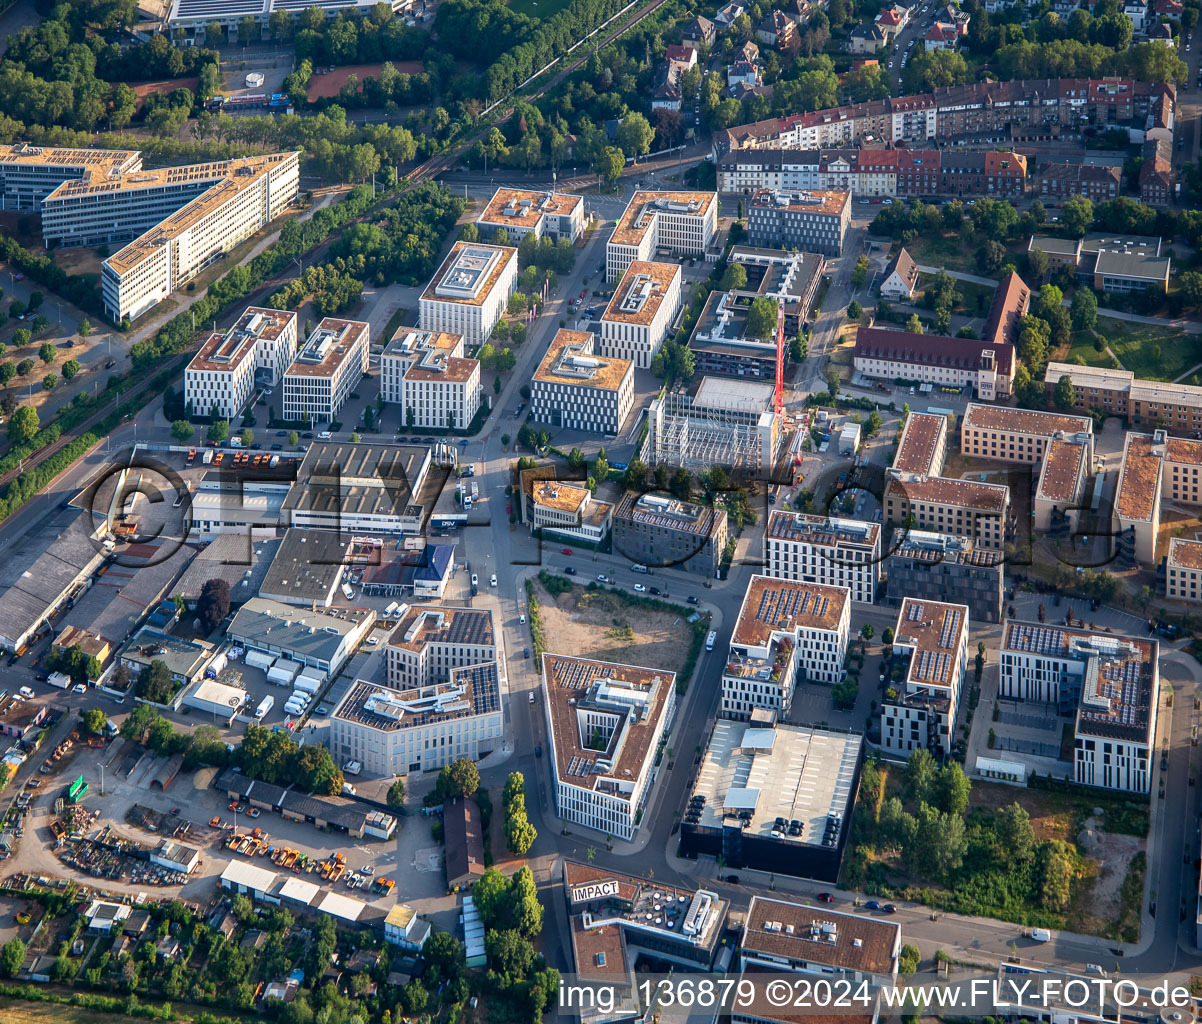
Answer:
597, 574, 610, 583
490, 574, 498, 587
519, 613, 526, 624
366, 637, 379, 645
471, 573, 478, 588
633, 583, 647, 592
343, 760, 362, 775
72, 684, 86, 694
18, 687, 33, 699
528, 692, 535, 704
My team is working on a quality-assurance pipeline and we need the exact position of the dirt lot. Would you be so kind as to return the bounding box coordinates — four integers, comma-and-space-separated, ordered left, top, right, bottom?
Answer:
0, 1001, 163, 1024
306, 62, 422, 101
532, 580, 695, 673
132, 76, 200, 107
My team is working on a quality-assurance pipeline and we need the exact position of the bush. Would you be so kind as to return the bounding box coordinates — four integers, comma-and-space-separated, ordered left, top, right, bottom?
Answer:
899, 944, 921, 974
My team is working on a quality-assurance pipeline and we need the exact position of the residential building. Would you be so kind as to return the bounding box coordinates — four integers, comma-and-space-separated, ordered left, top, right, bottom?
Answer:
0, 144, 299, 324
612, 490, 729, 575
282, 318, 370, 425
281, 442, 436, 536
741, 897, 901, 986
727, 60, 761, 90
893, 409, 948, 477
764, 511, 880, 603
1034, 437, 1091, 536
680, 14, 717, 48
960, 403, 1094, 464
1165, 537, 1202, 603
757, 9, 796, 47
564, 862, 728, 984
52, 626, 111, 671
165, 0, 406, 32
1043, 360, 1202, 435
880, 598, 969, 758
229, 599, 375, 681
680, 716, 863, 881
849, 22, 887, 52
606, 191, 718, 282
329, 672, 503, 777
1124, 0, 1149, 30
923, 21, 960, 49
1114, 430, 1202, 564
715, 0, 747, 25
598, 261, 682, 369
476, 187, 584, 243
384, 605, 496, 691
998, 621, 1157, 793
419, 242, 518, 346
884, 531, 1004, 624
879, 247, 918, 300
721, 575, 851, 720
688, 247, 824, 379
185, 307, 298, 420
542, 654, 677, 841
384, 905, 431, 950
653, 60, 688, 110
1036, 162, 1121, 202
520, 478, 613, 546
937, 150, 1026, 198
530, 329, 634, 434
746, 188, 851, 256
378, 326, 464, 404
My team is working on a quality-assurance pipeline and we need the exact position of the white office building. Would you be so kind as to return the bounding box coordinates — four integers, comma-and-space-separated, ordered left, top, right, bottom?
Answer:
184, 307, 297, 420
385, 605, 496, 691
282, 318, 369, 425
721, 575, 851, 721
379, 327, 464, 404
542, 654, 677, 841
764, 511, 880, 603
419, 242, 517, 347
531, 329, 634, 435
598, 261, 682, 369
476, 187, 585, 243
606, 191, 718, 282
998, 621, 1157, 793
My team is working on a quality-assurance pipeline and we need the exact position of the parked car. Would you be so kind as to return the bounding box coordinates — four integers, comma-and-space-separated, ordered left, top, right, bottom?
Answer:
633, 583, 647, 592
564, 567, 577, 576
864, 900, 881, 911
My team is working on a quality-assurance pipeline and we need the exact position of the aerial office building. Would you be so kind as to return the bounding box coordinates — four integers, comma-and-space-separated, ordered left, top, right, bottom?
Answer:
185, 307, 298, 420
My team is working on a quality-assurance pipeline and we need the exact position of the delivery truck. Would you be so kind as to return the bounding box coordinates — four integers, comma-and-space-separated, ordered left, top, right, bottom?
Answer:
254, 695, 274, 720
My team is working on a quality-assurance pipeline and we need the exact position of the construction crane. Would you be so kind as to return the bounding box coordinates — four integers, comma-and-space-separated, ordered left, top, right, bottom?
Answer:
774, 297, 786, 417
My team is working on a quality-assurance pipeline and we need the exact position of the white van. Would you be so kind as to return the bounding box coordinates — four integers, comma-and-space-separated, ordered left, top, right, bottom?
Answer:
1030, 928, 1051, 943
705, 630, 717, 651
318, 431, 332, 440
631, 563, 649, 574
229, 437, 243, 448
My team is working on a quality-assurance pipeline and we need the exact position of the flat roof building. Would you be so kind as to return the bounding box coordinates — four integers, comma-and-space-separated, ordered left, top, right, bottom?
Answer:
746, 188, 851, 256
606, 190, 718, 282
648, 376, 783, 473
1034, 437, 1090, 537
531, 330, 634, 436
228, 598, 375, 681
1166, 537, 1202, 604
598, 261, 682, 370
282, 318, 370, 426
884, 530, 1003, 624
331, 673, 502, 778
377, 325, 480, 431
419, 242, 518, 346
681, 717, 863, 881
1112, 430, 1202, 565
999, 622, 1158, 793
880, 598, 969, 759
1044, 359, 1202, 437
477, 187, 585, 243
385, 604, 496, 691
165, 0, 405, 30
521, 477, 614, 547
542, 654, 677, 842
612, 490, 729, 576
186, 307, 297, 420
764, 511, 880, 604
722, 575, 851, 721
960, 402, 1093, 465
259, 529, 358, 607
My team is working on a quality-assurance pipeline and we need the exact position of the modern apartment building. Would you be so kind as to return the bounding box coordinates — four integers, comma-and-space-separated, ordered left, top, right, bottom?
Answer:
880, 598, 969, 758
598, 261, 682, 369
419, 242, 518, 346
96, 152, 298, 322
893, 410, 949, 476
282, 318, 370, 425
960, 403, 1094, 465
612, 491, 729, 576
520, 478, 613, 546
763, 511, 880, 603
998, 622, 1157, 793
1165, 537, 1202, 603
542, 654, 677, 841
606, 191, 718, 282
384, 605, 495, 691
530, 330, 633, 435
713, 78, 1175, 154
476, 187, 584, 243
746, 189, 850, 256
721, 575, 851, 721
185, 307, 298, 420
1033, 437, 1091, 536
884, 531, 1003, 624
378, 326, 464, 405
687, 247, 824, 380
1114, 430, 1202, 564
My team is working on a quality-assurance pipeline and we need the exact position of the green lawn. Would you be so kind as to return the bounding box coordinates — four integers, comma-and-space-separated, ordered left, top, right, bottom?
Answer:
904, 234, 978, 274
508, 0, 574, 17
1097, 318, 1202, 382
915, 272, 995, 316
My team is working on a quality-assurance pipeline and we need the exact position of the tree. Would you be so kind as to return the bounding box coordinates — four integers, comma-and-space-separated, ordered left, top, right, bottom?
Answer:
746, 296, 778, 340
486, 929, 536, 978
934, 762, 971, 816
437, 757, 480, 799
81, 707, 108, 734
721, 263, 748, 291
790, 334, 808, 362
0, 938, 25, 978
1060, 195, 1093, 238
1071, 287, 1098, 330
910, 802, 967, 880
78, 319, 92, 338
42, 374, 57, 391
38, 342, 55, 365
977, 240, 1006, 274
171, 420, 195, 441
596, 146, 625, 186
905, 313, 924, 335
904, 747, 937, 803
197, 578, 231, 634
851, 254, 870, 287
994, 802, 1035, 862
205, 20, 223, 45
208, 419, 229, 443
1026, 246, 1049, 283
670, 467, 691, 501
136, 660, 176, 704
825, 366, 840, 399
386, 778, 406, 810
289, 431, 299, 446
616, 112, 654, 158
847, 299, 862, 320
1038, 840, 1076, 911
1053, 374, 1076, 411
240, 428, 254, 447
8, 405, 38, 445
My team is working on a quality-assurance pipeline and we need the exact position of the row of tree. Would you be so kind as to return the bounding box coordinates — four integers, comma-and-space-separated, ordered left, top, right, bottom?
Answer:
502, 771, 538, 855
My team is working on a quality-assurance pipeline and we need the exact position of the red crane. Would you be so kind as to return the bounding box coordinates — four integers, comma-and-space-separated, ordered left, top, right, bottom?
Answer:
774, 298, 785, 416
